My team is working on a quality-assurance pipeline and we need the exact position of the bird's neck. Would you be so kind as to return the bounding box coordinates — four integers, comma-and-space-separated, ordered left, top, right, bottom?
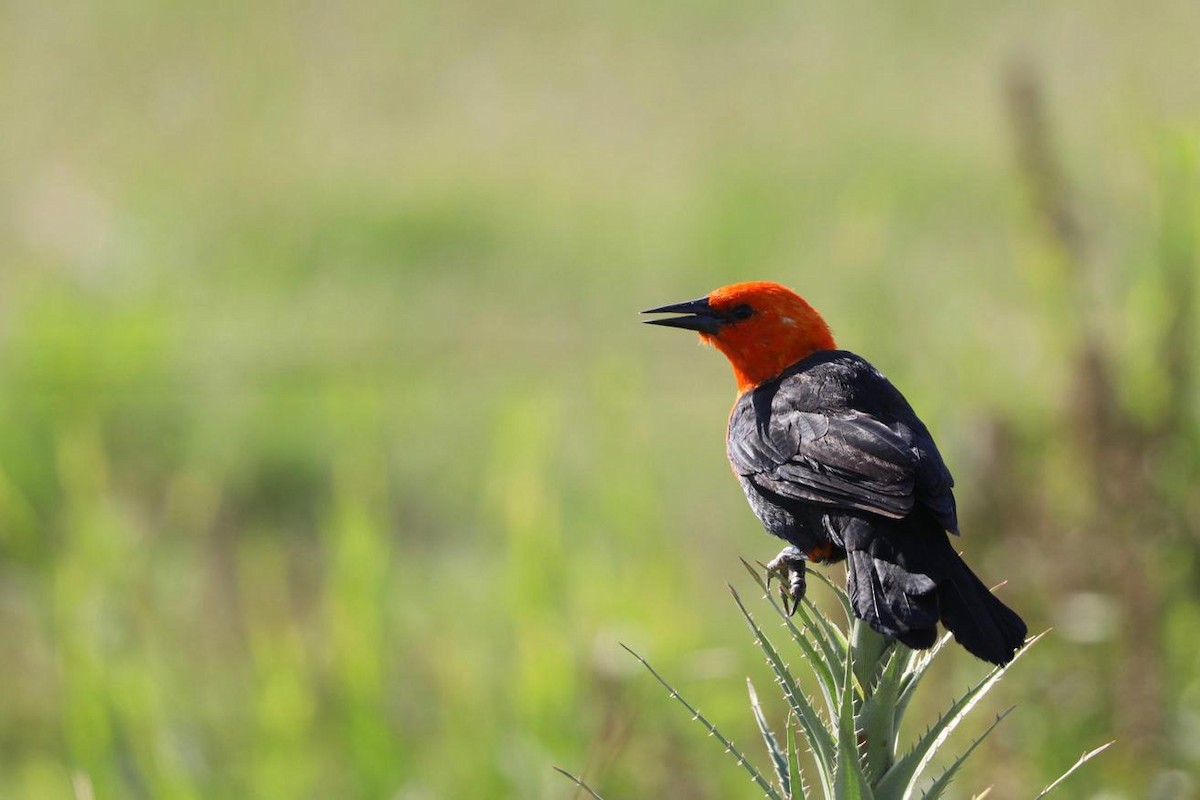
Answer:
713, 328, 836, 394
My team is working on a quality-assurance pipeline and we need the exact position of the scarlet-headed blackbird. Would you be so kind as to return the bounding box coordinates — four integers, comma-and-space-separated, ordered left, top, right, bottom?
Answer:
645, 281, 1027, 665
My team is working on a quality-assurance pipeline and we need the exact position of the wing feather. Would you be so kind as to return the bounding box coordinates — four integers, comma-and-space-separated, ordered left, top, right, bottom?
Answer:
727, 352, 958, 530
742, 410, 917, 519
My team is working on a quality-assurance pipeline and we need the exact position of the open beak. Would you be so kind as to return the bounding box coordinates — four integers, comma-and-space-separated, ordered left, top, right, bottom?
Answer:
641, 296, 727, 335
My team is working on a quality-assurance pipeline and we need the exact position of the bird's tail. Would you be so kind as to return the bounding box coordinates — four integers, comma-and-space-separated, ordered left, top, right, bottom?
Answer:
845, 524, 1027, 666
934, 545, 1027, 666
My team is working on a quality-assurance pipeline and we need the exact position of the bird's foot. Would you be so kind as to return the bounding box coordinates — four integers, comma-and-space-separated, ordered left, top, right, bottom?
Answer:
763, 546, 807, 616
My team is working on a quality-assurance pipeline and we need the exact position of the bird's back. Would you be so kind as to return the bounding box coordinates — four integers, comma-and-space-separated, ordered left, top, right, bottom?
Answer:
727, 350, 958, 537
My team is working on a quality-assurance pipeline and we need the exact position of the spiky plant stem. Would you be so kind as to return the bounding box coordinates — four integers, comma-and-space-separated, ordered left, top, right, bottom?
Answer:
558, 562, 1110, 799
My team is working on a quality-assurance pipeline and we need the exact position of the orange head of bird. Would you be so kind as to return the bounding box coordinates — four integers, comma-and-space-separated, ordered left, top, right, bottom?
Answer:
643, 281, 837, 393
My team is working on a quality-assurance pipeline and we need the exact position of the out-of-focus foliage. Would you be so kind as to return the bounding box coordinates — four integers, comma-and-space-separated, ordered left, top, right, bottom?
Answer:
1, 1, 1198, 798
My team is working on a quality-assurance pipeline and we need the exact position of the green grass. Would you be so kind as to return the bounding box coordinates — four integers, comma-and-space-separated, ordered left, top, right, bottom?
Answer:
2, 1, 1200, 797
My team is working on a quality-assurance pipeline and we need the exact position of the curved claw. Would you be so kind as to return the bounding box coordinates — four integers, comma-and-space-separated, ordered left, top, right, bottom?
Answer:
764, 547, 808, 616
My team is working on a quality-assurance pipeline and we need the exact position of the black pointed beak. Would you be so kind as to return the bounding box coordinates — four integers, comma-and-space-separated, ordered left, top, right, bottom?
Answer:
641, 296, 726, 335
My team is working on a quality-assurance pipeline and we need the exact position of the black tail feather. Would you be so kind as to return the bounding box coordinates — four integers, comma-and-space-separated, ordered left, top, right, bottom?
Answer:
846, 547, 940, 646
896, 625, 938, 651
935, 547, 1027, 666
843, 522, 1027, 666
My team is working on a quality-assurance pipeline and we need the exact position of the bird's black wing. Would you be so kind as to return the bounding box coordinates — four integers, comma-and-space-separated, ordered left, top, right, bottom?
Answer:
727, 352, 958, 531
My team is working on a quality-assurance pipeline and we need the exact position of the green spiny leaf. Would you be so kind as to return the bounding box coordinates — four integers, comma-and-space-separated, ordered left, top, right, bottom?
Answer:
850, 622, 892, 706
749, 677, 791, 799
552, 767, 606, 800
1032, 741, 1114, 799
856, 643, 909, 783
737, 562, 839, 709
620, 643, 786, 800
834, 648, 875, 800
803, 594, 850, 658
777, 608, 839, 722
793, 597, 848, 695
878, 632, 1044, 799
896, 632, 953, 720
786, 716, 806, 800
918, 708, 1013, 800
806, 567, 853, 626
740, 559, 839, 721
731, 587, 836, 798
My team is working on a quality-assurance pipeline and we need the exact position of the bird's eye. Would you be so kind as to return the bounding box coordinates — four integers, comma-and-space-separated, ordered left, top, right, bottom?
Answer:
731, 304, 754, 321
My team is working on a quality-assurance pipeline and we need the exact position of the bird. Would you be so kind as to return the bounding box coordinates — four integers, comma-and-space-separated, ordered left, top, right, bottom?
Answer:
643, 281, 1027, 665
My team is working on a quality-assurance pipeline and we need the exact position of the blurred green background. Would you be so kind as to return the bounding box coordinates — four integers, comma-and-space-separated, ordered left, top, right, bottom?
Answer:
2, 1, 1199, 797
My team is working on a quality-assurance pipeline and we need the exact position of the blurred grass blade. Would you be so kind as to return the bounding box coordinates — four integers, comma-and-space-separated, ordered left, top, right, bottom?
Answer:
620, 643, 786, 800
1032, 741, 1115, 799
918, 708, 1013, 800
748, 678, 791, 799
552, 767, 606, 800
730, 588, 835, 797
